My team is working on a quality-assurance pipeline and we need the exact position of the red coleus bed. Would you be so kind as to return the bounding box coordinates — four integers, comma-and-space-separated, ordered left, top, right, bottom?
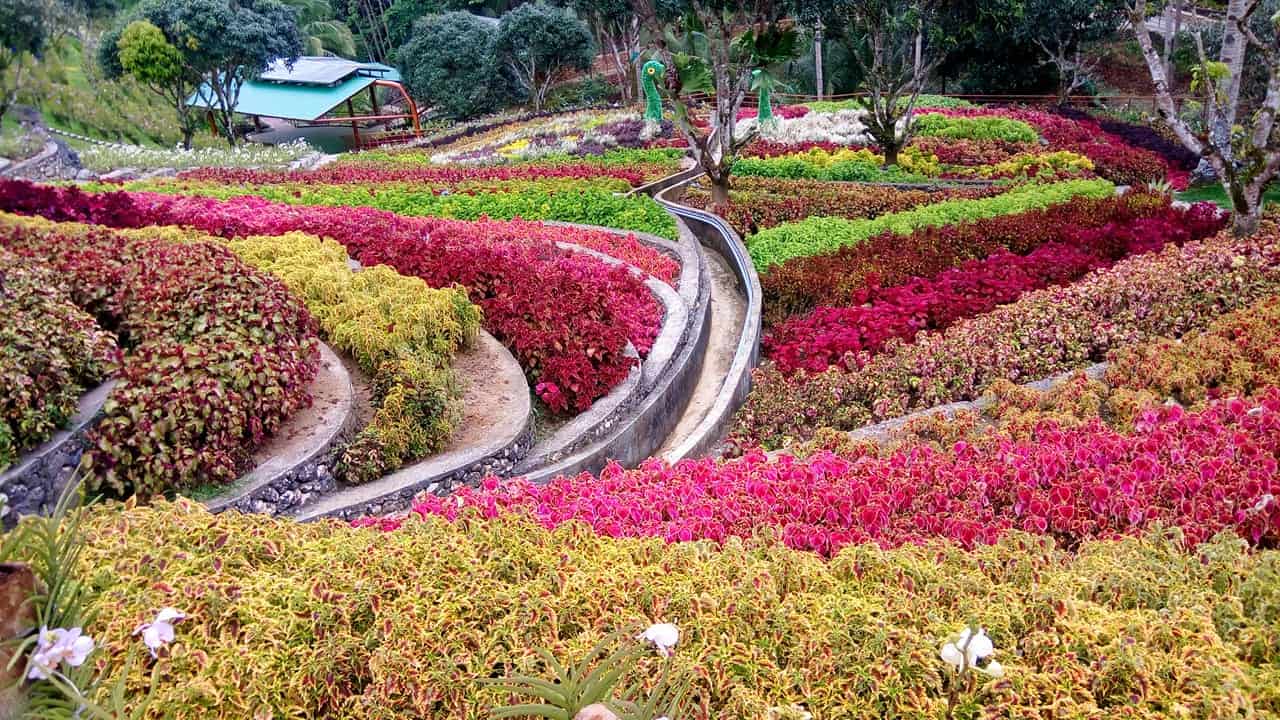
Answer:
0, 180, 665, 414
365, 391, 1280, 555
765, 202, 1225, 374
762, 192, 1178, 323
175, 162, 649, 188
0, 218, 319, 498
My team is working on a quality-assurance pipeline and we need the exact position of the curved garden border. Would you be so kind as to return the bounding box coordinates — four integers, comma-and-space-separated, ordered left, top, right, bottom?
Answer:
644, 176, 765, 463
203, 342, 358, 516
0, 380, 114, 522
292, 330, 533, 521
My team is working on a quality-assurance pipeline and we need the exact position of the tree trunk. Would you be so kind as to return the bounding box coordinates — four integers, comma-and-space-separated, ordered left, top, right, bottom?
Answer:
1232, 203, 1261, 236
883, 140, 901, 167
814, 23, 824, 100
1197, 0, 1250, 179
709, 174, 731, 205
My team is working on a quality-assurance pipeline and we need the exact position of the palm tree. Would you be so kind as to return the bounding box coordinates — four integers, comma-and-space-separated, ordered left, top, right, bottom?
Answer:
282, 0, 358, 57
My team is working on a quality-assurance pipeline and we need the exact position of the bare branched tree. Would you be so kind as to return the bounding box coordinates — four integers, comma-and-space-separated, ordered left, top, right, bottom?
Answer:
1129, 0, 1280, 236
845, 0, 942, 166
631, 0, 798, 205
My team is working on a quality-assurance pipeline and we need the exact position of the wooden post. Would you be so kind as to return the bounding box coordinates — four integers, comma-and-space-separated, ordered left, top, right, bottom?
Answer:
0, 564, 40, 719
206, 109, 218, 136
369, 84, 380, 116
347, 98, 360, 148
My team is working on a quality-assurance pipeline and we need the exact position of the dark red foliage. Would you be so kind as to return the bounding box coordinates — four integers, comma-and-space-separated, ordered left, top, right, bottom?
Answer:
765, 202, 1225, 373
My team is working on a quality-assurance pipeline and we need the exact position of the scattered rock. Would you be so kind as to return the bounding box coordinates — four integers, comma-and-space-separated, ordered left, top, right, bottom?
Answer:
75, 168, 96, 181
100, 168, 140, 182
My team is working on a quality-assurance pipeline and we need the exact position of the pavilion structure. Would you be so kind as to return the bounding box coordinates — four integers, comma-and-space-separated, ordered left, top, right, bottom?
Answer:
187, 56, 422, 148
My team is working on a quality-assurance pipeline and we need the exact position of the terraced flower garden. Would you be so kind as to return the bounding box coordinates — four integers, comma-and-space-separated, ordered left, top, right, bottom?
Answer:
2, 96, 1278, 720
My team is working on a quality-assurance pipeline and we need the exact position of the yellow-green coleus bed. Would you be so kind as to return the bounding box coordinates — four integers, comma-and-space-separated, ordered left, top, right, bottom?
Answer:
47, 498, 1280, 719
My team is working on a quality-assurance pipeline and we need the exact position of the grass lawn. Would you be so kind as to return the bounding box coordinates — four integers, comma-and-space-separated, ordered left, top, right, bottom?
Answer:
1177, 182, 1280, 209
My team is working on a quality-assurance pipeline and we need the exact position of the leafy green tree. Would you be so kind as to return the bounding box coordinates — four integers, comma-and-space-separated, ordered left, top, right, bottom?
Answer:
494, 2, 594, 112
1018, 0, 1126, 103
101, 0, 302, 146
113, 19, 202, 148
555, 0, 640, 101
839, 0, 950, 166
398, 10, 506, 118
0, 0, 49, 123
282, 0, 357, 57
633, 0, 800, 204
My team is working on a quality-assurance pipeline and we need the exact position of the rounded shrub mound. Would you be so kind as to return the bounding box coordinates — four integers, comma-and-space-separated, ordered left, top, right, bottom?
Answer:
0, 213, 320, 497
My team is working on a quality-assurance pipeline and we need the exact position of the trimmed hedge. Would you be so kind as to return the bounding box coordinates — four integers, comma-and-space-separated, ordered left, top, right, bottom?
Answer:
763, 200, 1225, 373
101, 178, 680, 241
178, 162, 653, 187
760, 192, 1174, 323
912, 113, 1040, 143
731, 146, 934, 183
679, 176, 999, 235
732, 222, 1280, 449
0, 181, 662, 415
58, 500, 1280, 719
746, 179, 1115, 272
0, 249, 117, 471
0, 213, 320, 497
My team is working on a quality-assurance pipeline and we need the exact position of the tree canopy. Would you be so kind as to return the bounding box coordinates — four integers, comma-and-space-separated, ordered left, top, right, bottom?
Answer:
494, 2, 594, 112
399, 10, 506, 118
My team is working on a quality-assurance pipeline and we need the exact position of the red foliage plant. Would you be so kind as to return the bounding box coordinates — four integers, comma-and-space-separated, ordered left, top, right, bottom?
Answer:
369, 392, 1280, 556
765, 201, 1226, 373
175, 163, 649, 188
0, 180, 663, 414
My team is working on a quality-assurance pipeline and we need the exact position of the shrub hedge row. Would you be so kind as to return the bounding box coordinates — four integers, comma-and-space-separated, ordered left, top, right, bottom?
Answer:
0, 181, 662, 415
732, 221, 1280, 449
678, 176, 999, 236
0, 249, 116, 471
0, 213, 319, 497
764, 200, 1225, 373
26, 214, 483, 484
746, 179, 1115, 271
101, 177, 680, 241
760, 192, 1174, 323
56, 501, 1280, 719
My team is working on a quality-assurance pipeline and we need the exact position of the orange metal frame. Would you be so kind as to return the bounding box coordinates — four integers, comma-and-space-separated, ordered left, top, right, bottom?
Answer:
306, 79, 423, 145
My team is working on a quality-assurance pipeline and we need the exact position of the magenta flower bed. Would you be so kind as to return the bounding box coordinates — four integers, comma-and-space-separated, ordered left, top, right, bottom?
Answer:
365, 392, 1280, 555
0, 180, 668, 413
175, 163, 650, 187
765, 203, 1225, 374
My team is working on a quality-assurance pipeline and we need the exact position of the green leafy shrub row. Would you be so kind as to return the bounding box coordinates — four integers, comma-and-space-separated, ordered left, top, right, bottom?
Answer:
913, 113, 1040, 143
731, 146, 934, 184
746, 179, 1115, 271
801, 95, 977, 113
0, 248, 116, 471
61, 499, 1280, 719
0, 213, 320, 498
107, 177, 679, 239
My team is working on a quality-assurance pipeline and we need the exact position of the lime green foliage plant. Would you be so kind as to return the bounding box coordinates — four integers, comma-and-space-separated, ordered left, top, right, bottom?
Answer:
913, 113, 1040, 143
109, 178, 679, 239
746, 178, 1115, 271
732, 146, 933, 183
62, 499, 1280, 719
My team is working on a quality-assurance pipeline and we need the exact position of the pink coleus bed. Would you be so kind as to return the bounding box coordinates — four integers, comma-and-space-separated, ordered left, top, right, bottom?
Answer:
0, 180, 669, 413
364, 391, 1280, 555
765, 201, 1225, 374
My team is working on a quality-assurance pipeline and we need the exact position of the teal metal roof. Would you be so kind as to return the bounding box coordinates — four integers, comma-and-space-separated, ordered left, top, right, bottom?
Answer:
186, 57, 404, 122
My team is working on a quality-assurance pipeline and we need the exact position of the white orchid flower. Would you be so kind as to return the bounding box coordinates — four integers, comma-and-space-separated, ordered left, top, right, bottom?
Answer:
27, 627, 95, 680
940, 627, 1002, 676
638, 622, 680, 657
133, 607, 187, 657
